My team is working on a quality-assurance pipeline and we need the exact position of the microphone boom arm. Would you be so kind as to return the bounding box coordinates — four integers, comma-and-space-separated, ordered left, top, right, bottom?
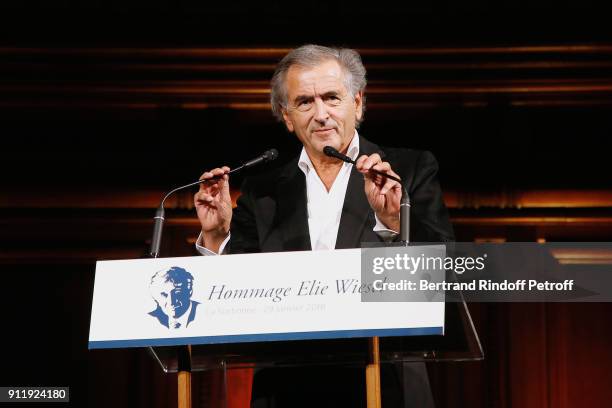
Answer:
323, 145, 410, 244
149, 149, 278, 258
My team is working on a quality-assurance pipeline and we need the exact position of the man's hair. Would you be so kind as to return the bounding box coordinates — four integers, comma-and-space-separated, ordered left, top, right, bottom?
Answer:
150, 266, 194, 290
270, 44, 367, 125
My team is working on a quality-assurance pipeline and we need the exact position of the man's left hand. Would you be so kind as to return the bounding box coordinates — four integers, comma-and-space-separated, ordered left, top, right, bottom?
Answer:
355, 153, 402, 232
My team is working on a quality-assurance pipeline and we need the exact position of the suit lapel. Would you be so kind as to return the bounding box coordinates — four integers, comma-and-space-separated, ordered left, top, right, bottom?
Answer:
276, 161, 312, 251
334, 166, 371, 249
335, 136, 383, 249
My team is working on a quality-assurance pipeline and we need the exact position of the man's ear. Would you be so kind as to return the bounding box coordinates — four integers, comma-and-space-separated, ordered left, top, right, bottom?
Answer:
354, 91, 364, 122
281, 108, 295, 132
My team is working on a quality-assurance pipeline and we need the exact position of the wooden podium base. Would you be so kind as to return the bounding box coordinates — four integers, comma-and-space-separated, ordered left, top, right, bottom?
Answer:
366, 336, 382, 408
176, 338, 382, 408
178, 345, 193, 408
178, 371, 192, 408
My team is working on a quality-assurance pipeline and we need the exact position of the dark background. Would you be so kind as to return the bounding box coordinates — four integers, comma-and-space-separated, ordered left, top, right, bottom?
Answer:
1, 1, 611, 407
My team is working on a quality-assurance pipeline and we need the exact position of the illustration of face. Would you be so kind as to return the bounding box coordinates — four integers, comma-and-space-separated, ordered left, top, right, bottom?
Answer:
150, 267, 193, 319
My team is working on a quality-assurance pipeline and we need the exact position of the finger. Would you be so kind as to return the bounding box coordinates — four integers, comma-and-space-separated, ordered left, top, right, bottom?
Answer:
380, 178, 399, 195
210, 167, 228, 177
198, 171, 215, 192
198, 167, 230, 191
370, 162, 399, 181
370, 161, 393, 188
198, 167, 230, 182
219, 169, 231, 197
199, 171, 214, 181
362, 153, 382, 171
387, 168, 401, 181
355, 155, 369, 171
194, 191, 215, 205
371, 161, 391, 173
362, 163, 392, 187
380, 169, 401, 195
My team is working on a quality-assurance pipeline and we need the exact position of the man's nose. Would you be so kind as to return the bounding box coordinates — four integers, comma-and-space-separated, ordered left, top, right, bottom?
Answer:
313, 98, 330, 123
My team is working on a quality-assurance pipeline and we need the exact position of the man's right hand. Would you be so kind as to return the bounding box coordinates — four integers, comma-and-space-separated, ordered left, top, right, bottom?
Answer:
194, 166, 232, 253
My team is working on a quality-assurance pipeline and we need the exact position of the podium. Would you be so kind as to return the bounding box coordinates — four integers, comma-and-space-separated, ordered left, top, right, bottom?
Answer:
147, 300, 482, 406
150, 300, 482, 372
89, 248, 482, 407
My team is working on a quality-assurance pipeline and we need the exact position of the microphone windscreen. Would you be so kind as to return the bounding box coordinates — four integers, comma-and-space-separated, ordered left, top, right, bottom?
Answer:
323, 146, 352, 163
264, 148, 279, 162
323, 146, 338, 157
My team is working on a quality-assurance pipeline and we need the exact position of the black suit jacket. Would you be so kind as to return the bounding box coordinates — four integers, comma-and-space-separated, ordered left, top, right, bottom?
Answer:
237, 136, 452, 407
227, 135, 453, 254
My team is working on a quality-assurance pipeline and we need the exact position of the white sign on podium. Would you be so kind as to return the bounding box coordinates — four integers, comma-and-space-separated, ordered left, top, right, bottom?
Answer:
89, 248, 444, 349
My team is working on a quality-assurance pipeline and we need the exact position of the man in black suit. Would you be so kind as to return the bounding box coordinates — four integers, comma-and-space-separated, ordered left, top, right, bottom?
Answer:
194, 45, 453, 407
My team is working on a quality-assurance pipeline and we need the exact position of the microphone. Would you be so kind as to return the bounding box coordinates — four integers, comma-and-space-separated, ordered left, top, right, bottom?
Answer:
323, 146, 353, 164
323, 145, 411, 244
149, 149, 279, 258
323, 146, 403, 184
236, 148, 279, 172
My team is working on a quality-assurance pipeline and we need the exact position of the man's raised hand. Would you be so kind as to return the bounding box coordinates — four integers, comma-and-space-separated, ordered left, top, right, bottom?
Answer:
355, 153, 402, 232
193, 166, 232, 252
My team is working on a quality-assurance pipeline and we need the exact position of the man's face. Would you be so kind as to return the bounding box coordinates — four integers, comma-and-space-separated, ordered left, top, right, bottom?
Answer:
281, 59, 363, 159
153, 280, 192, 319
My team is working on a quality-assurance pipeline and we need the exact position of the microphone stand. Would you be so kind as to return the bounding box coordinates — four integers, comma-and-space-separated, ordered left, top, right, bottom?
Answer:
147, 150, 277, 408
149, 149, 278, 258
399, 187, 410, 245
323, 146, 411, 408
149, 168, 239, 259
369, 187, 410, 408
322, 145, 411, 244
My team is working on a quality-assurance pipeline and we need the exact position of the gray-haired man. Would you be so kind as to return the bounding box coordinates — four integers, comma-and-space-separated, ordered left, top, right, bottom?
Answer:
194, 45, 452, 407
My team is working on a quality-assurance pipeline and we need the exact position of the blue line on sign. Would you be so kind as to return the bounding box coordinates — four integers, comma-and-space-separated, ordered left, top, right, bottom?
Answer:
88, 327, 443, 349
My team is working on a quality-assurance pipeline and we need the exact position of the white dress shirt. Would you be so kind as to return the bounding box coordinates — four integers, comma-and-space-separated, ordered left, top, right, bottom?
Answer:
196, 132, 397, 255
